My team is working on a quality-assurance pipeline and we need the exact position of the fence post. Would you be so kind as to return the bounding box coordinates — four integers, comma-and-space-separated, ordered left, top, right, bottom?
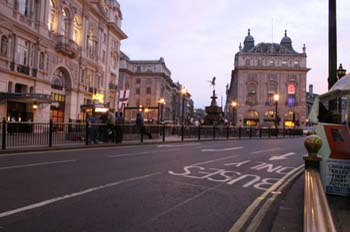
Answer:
181, 125, 184, 142
268, 127, 271, 138
198, 125, 201, 141
2, 118, 6, 150
140, 126, 144, 143
226, 125, 229, 139
249, 126, 252, 139
259, 127, 262, 138
162, 124, 165, 142
213, 125, 216, 140
85, 121, 89, 145
276, 127, 279, 138
283, 126, 285, 137
238, 126, 242, 140
49, 119, 53, 147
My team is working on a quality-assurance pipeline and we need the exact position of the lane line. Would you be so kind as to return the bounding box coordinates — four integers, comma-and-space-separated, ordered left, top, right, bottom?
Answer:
107, 148, 181, 158
190, 155, 240, 166
245, 167, 304, 232
250, 148, 281, 154
228, 164, 304, 232
0, 160, 77, 171
0, 172, 160, 219
201, 146, 244, 152
157, 143, 201, 148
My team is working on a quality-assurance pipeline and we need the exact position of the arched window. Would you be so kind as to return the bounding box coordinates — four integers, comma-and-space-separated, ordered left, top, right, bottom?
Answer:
1, 36, 8, 57
267, 82, 277, 105
287, 83, 296, 106
87, 29, 97, 59
51, 71, 64, 90
60, 8, 69, 37
72, 16, 81, 44
48, 0, 56, 31
18, 0, 30, 16
39, 52, 45, 69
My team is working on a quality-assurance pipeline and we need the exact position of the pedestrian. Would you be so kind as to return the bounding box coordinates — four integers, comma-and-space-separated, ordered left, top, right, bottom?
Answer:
88, 114, 97, 144
136, 113, 152, 139
106, 109, 116, 141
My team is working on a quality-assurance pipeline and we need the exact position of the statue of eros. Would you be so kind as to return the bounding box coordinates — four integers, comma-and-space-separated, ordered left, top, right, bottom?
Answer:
208, 76, 216, 90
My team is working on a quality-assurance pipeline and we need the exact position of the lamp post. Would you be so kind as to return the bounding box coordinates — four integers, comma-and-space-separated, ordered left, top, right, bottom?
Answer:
274, 94, 279, 129
158, 98, 165, 124
231, 100, 237, 126
181, 87, 187, 125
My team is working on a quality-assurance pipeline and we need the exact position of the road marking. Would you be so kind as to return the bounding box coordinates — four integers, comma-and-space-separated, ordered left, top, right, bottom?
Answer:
0, 172, 160, 219
201, 146, 243, 152
0, 160, 77, 171
245, 166, 304, 232
228, 164, 304, 232
0, 145, 142, 158
250, 148, 281, 154
157, 143, 201, 148
269, 152, 296, 161
190, 155, 239, 166
107, 148, 180, 158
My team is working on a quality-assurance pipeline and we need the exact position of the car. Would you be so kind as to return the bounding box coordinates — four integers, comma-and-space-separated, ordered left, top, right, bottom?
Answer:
303, 126, 316, 136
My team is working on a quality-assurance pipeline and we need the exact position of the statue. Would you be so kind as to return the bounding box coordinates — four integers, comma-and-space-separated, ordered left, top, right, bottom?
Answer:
208, 76, 216, 90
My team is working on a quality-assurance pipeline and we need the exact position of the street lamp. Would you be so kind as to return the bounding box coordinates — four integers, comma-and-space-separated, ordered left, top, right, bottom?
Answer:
181, 87, 187, 125
158, 98, 165, 124
274, 94, 279, 128
231, 100, 237, 126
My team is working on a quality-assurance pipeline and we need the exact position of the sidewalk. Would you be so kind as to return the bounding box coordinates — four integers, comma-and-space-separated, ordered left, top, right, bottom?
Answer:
328, 194, 350, 232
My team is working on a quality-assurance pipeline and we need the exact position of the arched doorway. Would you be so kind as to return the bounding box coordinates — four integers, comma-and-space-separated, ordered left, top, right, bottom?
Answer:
50, 67, 72, 124
243, 110, 259, 126
284, 110, 299, 128
263, 109, 277, 127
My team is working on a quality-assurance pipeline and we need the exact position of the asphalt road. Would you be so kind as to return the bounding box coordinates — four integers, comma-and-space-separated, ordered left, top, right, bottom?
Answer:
0, 137, 306, 232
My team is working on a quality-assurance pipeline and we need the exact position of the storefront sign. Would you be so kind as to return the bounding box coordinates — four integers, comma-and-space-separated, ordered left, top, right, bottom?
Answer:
326, 159, 350, 196
92, 94, 104, 103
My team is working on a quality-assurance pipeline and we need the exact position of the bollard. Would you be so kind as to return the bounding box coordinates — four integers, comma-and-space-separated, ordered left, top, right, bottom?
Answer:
276, 127, 278, 138
2, 118, 6, 150
140, 126, 144, 143
198, 125, 201, 141
283, 126, 285, 137
213, 125, 216, 140
249, 126, 252, 139
226, 125, 229, 139
49, 119, 53, 147
162, 124, 165, 142
85, 120, 89, 145
259, 127, 262, 138
268, 127, 271, 138
238, 126, 242, 140
181, 125, 184, 142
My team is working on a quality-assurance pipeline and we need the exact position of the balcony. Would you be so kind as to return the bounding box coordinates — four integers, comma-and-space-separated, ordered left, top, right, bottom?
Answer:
55, 35, 79, 58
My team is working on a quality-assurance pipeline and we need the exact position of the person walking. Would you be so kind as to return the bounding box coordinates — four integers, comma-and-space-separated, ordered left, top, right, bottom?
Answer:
136, 113, 152, 139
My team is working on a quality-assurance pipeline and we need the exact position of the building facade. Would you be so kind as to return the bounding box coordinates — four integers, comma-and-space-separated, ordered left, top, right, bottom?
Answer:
0, 0, 127, 123
226, 30, 309, 128
119, 52, 193, 124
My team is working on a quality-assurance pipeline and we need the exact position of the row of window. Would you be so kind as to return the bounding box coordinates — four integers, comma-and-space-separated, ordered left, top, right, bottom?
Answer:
244, 59, 301, 68
135, 87, 152, 95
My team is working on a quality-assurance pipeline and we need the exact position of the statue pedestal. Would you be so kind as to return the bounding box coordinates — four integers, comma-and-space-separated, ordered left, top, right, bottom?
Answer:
204, 91, 223, 125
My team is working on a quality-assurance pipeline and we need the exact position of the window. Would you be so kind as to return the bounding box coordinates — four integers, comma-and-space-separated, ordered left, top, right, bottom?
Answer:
18, 0, 30, 16
269, 60, 275, 66
48, 0, 55, 31
293, 61, 300, 67
17, 38, 29, 66
1, 36, 8, 57
245, 59, 251, 66
281, 60, 288, 67
39, 52, 45, 69
146, 87, 151, 94
87, 30, 97, 59
287, 83, 296, 106
146, 79, 152, 84
136, 78, 141, 84
146, 99, 151, 106
135, 88, 140, 94
267, 82, 277, 105
136, 99, 140, 107
246, 83, 257, 105
102, 50, 106, 62
72, 16, 81, 44
60, 9, 69, 37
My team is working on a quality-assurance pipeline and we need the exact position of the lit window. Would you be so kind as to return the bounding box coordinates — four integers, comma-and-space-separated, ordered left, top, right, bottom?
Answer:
60, 9, 69, 37
72, 16, 81, 44
48, 0, 56, 31
17, 38, 29, 66
146, 87, 151, 94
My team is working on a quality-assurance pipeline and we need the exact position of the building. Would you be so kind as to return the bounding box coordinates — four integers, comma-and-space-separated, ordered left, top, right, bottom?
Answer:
0, 0, 127, 123
226, 29, 309, 128
306, 84, 319, 118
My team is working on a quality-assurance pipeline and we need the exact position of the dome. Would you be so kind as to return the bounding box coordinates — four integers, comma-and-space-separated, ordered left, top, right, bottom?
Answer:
280, 30, 292, 45
244, 29, 254, 43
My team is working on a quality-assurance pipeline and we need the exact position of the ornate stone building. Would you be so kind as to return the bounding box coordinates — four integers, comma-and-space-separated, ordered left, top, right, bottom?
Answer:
0, 0, 127, 123
226, 29, 309, 128
119, 52, 193, 124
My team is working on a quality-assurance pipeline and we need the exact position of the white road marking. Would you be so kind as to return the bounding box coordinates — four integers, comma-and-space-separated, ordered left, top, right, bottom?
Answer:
157, 143, 201, 148
108, 148, 181, 158
0, 160, 77, 171
250, 148, 281, 154
201, 146, 244, 152
190, 155, 239, 166
0, 172, 160, 219
269, 152, 296, 161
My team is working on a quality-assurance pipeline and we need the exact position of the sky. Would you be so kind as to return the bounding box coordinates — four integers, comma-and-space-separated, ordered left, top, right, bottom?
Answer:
118, 0, 350, 109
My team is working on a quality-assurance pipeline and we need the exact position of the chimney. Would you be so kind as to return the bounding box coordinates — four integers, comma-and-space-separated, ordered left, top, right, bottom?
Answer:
309, 84, 313, 95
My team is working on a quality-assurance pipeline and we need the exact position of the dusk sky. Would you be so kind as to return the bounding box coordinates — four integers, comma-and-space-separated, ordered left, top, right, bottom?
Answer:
118, 0, 350, 108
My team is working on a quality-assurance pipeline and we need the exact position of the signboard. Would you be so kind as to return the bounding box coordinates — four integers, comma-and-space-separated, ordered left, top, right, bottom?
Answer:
317, 123, 350, 196
92, 93, 104, 103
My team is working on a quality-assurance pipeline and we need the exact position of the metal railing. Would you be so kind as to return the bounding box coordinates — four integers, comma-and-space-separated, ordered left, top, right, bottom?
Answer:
303, 136, 336, 232
0, 118, 303, 150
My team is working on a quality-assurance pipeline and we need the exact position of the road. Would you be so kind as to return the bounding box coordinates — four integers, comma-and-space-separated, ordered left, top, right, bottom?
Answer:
0, 138, 306, 232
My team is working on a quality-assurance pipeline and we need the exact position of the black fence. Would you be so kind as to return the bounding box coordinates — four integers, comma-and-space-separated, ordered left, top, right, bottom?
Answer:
0, 118, 303, 150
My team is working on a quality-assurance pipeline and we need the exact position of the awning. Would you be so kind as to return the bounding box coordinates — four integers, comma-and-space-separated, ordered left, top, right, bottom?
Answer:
80, 104, 110, 111
0, 92, 52, 104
